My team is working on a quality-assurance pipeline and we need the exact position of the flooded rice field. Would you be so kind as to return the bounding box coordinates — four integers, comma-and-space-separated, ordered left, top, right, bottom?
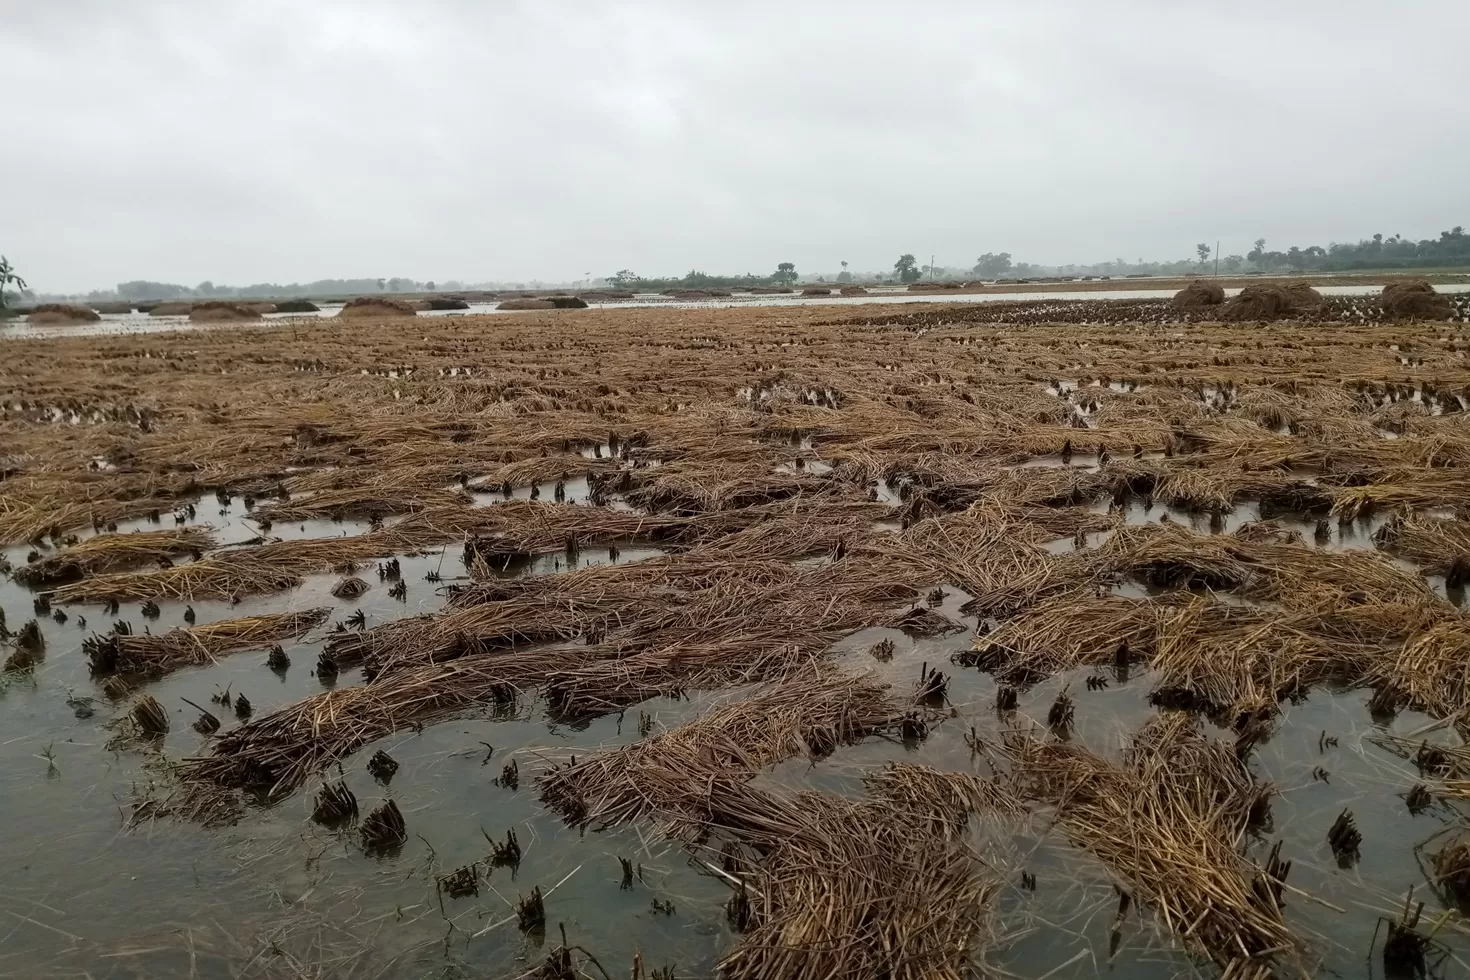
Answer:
4, 303, 1470, 978
4, 282, 1469, 340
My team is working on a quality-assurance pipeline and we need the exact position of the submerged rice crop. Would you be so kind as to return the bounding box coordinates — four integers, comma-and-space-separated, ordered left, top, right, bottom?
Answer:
5, 299, 1470, 978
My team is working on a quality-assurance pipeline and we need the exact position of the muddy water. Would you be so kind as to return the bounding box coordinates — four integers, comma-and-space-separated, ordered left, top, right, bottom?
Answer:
4, 474, 1470, 976
0, 495, 696, 979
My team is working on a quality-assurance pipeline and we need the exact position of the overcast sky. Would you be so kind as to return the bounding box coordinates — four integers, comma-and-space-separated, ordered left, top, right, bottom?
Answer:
3, 0, 1467, 292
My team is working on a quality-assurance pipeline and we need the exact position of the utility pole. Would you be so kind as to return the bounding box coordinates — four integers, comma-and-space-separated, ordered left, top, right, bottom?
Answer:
1214, 241, 1220, 278
930, 254, 935, 281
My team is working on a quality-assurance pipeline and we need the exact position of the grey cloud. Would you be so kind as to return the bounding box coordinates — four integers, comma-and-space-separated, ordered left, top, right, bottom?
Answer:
2, 0, 1467, 291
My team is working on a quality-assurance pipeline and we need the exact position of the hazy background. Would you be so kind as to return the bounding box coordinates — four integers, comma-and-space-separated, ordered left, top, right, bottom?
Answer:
2, 0, 1467, 293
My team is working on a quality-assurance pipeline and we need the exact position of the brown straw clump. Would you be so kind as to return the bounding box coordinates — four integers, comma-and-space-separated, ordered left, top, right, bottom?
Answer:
497, 298, 556, 311
1433, 836, 1470, 908
178, 648, 586, 799
147, 302, 192, 315
972, 593, 1162, 682
540, 667, 905, 827
709, 766, 1017, 980
48, 525, 455, 602
338, 296, 418, 317
1374, 514, 1470, 576
311, 780, 359, 826
1281, 281, 1324, 310
1220, 284, 1294, 321
88, 608, 329, 677
1007, 713, 1292, 973
26, 303, 102, 324
1150, 596, 1443, 715
13, 528, 215, 585
1079, 522, 1436, 609
1171, 280, 1225, 309
1375, 621, 1470, 721
1381, 280, 1453, 319
330, 576, 369, 599
188, 300, 262, 322
360, 799, 406, 853
131, 695, 170, 737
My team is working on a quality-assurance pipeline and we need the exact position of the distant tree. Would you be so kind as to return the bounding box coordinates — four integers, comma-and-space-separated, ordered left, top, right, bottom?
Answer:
1196, 243, 1211, 267
774, 262, 797, 285
387, 277, 414, 292
836, 259, 851, 284
376, 278, 386, 291
1248, 238, 1266, 268
971, 252, 1013, 278
894, 254, 920, 283
1223, 254, 1244, 272
117, 280, 190, 301
426, 281, 436, 291
0, 255, 27, 309
195, 280, 216, 296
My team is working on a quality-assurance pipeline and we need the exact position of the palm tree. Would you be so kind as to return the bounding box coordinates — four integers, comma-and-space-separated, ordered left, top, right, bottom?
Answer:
0, 255, 27, 309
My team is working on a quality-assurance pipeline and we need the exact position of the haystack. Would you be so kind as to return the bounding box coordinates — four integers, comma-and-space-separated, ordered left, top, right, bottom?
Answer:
1381, 280, 1453, 319
1281, 281, 1323, 309
26, 303, 102, 325
425, 296, 470, 311
1220, 284, 1292, 321
188, 301, 262, 322
498, 298, 556, 311
674, 290, 712, 300
1171, 280, 1225, 309
147, 302, 192, 316
337, 296, 417, 318
840, 285, 868, 296
547, 296, 588, 309
801, 287, 833, 296
274, 299, 319, 313
750, 286, 794, 294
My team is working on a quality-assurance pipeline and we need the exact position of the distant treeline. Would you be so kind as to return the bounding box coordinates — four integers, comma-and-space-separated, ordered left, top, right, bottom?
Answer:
23, 224, 1470, 303
974, 227, 1470, 281
1242, 227, 1469, 273
101, 277, 441, 302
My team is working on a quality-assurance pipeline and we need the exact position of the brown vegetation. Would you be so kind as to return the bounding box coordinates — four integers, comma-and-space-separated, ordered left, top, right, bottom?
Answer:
8, 294, 1470, 976
338, 296, 417, 317
189, 301, 263, 322
1220, 284, 1294, 320
27, 303, 102, 325
1171, 280, 1224, 309
1382, 280, 1454, 318
87, 608, 329, 676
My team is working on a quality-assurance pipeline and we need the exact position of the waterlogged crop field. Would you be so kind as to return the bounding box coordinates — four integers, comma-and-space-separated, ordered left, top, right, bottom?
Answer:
4, 301, 1470, 979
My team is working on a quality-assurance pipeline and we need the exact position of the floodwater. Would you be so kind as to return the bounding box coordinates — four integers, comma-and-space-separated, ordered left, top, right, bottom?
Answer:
4, 455, 1470, 978
5, 282, 1469, 339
